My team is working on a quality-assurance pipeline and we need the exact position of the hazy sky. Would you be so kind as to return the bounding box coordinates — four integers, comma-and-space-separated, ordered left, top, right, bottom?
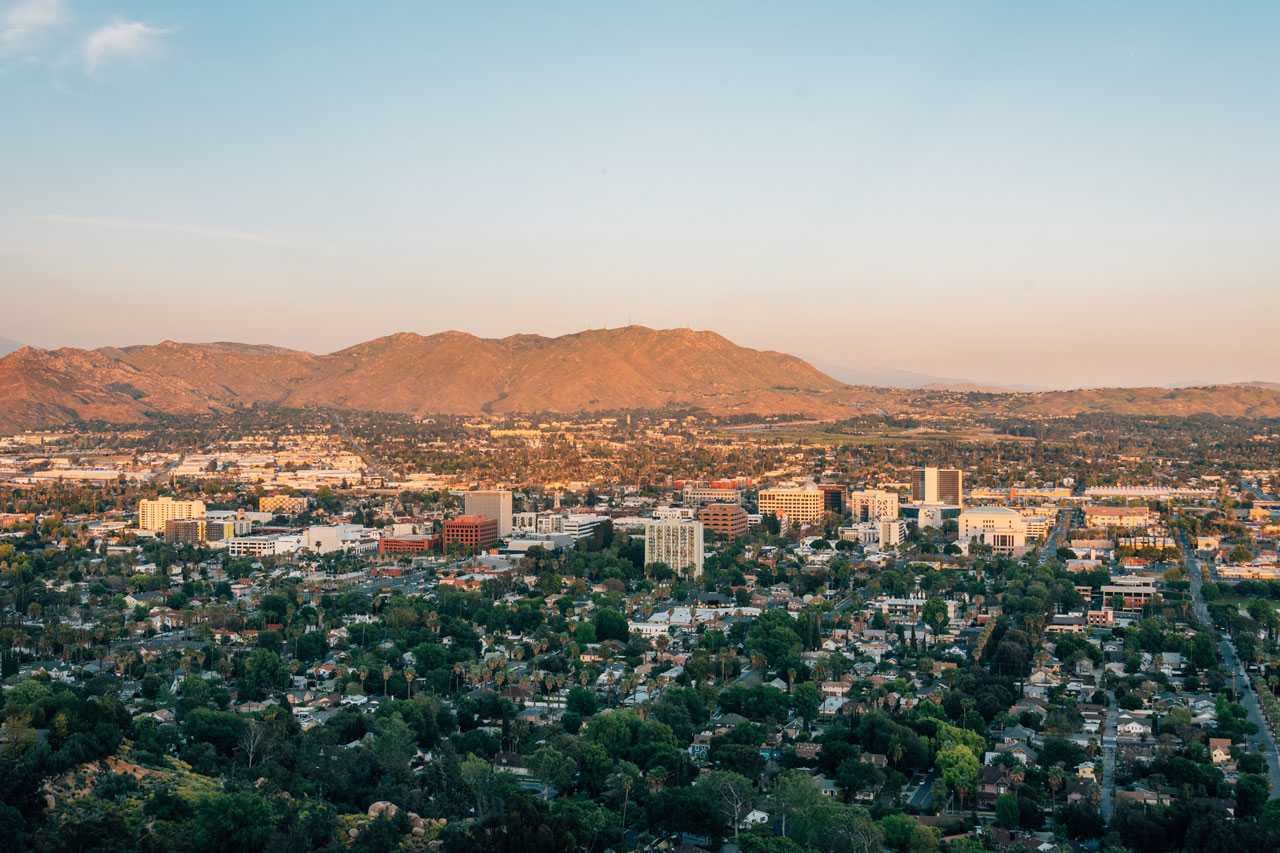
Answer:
2, 2, 1278, 389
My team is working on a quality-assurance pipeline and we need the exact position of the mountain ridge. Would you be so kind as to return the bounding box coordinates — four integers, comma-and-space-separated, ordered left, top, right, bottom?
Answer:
2, 326, 1280, 432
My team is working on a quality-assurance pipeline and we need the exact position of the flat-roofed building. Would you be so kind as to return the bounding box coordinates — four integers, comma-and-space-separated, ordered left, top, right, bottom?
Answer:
164, 518, 205, 546
378, 534, 440, 556
644, 518, 705, 577
1084, 506, 1154, 530
758, 487, 824, 525
848, 489, 900, 522
818, 484, 846, 514
682, 485, 743, 506
259, 494, 308, 516
697, 503, 748, 539
913, 467, 964, 507
138, 497, 207, 532
443, 515, 499, 551
958, 506, 1028, 555
464, 490, 513, 537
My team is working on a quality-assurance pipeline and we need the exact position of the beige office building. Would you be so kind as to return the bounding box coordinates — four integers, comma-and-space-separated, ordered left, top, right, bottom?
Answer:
848, 489, 900, 521
138, 497, 207, 532
758, 487, 825, 524
464, 490, 513, 537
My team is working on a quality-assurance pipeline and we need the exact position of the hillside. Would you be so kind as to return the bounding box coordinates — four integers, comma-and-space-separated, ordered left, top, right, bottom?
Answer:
2, 326, 1280, 432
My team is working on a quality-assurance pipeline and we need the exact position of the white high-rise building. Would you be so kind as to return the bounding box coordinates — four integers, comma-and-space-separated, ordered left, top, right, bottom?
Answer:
464, 490, 513, 537
138, 497, 207, 532
912, 467, 964, 507
644, 518, 705, 577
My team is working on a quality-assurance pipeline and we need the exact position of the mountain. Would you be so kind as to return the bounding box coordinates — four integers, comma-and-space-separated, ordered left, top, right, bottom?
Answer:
0, 327, 884, 431
3, 327, 1280, 433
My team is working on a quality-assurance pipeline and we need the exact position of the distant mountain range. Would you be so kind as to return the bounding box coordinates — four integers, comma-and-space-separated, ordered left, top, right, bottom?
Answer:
2, 326, 1280, 432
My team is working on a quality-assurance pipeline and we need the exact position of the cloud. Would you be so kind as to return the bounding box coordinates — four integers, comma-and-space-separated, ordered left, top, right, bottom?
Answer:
82, 18, 168, 71
0, 0, 67, 51
35, 214, 287, 247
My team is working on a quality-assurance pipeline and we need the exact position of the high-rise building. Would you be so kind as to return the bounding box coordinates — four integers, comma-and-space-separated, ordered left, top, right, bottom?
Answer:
443, 515, 499, 551
164, 518, 205, 546
848, 489, 900, 522
912, 467, 964, 506
697, 503, 749, 539
644, 518, 705, 577
818, 484, 846, 514
138, 497, 207, 532
757, 487, 824, 524
464, 490, 513, 537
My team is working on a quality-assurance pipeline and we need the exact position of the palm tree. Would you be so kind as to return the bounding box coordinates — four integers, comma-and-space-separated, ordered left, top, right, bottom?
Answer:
404, 667, 416, 699
1048, 766, 1066, 811
382, 665, 393, 696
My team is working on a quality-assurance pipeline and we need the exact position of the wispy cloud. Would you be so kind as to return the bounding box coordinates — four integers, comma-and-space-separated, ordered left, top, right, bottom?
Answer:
35, 214, 286, 247
82, 18, 167, 71
0, 0, 66, 51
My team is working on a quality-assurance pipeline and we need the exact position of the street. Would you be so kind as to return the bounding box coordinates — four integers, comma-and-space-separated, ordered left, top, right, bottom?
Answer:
1181, 531, 1280, 792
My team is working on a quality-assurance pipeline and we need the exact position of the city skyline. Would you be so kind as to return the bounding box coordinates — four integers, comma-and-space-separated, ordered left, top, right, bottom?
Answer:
3, 2, 1279, 388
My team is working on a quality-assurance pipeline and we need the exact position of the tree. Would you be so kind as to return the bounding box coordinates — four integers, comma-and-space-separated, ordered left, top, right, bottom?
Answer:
995, 793, 1020, 828
880, 812, 939, 853
240, 648, 287, 701
792, 682, 821, 729
695, 769, 754, 843
190, 792, 274, 853
922, 598, 950, 641
936, 746, 978, 809
528, 746, 576, 798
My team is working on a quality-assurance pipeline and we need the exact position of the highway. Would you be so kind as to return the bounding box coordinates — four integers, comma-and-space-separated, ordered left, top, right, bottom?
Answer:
1181, 531, 1280, 792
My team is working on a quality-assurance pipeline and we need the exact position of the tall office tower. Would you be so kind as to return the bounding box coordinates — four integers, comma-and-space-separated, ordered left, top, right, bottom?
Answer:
818, 484, 846, 514
644, 518, 706, 577
138, 497, 207, 532
912, 467, 964, 506
848, 489, 901, 522
464, 490, 513, 537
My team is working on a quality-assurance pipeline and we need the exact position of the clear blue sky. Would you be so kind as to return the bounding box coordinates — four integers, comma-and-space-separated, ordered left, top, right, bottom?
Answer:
2, 1, 1278, 388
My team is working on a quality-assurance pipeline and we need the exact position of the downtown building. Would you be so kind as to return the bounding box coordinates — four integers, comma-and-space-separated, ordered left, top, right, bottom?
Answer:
912, 467, 964, 507
464, 490, 513, 537
758, 486, 825, 525
138, 497, 207, 532
848, 489, 901, 522
644, 518, 705, 577
697, 503, 749, 539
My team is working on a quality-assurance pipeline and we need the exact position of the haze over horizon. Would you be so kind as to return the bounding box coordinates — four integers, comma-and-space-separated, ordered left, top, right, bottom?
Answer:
3, 2, 1278, 389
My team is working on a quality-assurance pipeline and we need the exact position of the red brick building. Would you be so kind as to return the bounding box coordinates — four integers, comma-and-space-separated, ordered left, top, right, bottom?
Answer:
378, 534, 440, 556
442, 515, 499, 551
697, 503, 749, 540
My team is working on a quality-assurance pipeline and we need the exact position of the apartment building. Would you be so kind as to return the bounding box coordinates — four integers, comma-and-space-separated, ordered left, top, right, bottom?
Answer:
164, 518, 205, 546
138, 497, 207, 532
644, 518, 705, 577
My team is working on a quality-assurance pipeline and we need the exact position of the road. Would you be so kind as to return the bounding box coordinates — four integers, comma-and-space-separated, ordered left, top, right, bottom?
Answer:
1100, 687, 1119, 822
1181, 531, 1280, 793
1036, 507, 1074, 566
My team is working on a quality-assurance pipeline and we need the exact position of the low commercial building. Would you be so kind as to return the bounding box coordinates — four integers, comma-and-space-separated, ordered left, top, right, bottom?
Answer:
259, 494, 308, 516
1084, 506, 1154, 530
378, 534, 440, 556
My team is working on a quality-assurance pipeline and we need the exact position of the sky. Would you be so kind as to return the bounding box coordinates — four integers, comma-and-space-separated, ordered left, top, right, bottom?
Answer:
1, 1, 1278, 390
